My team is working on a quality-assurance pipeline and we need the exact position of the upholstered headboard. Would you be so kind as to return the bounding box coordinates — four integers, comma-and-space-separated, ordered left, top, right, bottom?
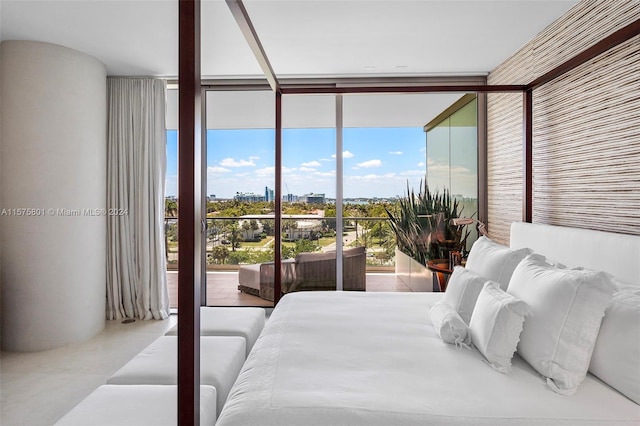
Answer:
510, 222, 640, 286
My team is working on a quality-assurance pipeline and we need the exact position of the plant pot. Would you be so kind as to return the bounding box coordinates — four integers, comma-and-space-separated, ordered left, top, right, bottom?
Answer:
395, 248, 433, 292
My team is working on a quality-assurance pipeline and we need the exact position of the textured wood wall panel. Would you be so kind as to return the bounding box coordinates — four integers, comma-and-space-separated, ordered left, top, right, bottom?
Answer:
486, 93, 524, 245
532, 1, 640, 78
487, 0, 640, 242
533, 37, 640, 235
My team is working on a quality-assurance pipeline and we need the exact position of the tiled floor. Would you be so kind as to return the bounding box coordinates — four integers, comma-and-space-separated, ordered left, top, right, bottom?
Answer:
167, 271, 411, 308
1, 272, 409, 426
0, 316, 178, 426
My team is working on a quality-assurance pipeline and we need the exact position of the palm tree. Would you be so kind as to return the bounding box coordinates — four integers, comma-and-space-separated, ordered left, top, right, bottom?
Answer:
249, 219, 260, 239
241, 220, 252, 240
282, 219, 298, 241
262, 219, 274, 236
227, 222, 244, 252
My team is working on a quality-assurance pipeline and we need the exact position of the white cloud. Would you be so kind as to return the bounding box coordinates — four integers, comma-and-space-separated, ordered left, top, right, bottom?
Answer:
220, 157, 256, 167
451, 165, 472, 175
254, 166, 275, 176
301, 160, 321, 168
351, 172, 397, 181
389, 151, 403, 155
353, 159, 382, 169
207, 166, 231, 174
331, 150, 354, 159
299, 167, 316, 172
255, 166, 298, 177
417, 162, 425, 167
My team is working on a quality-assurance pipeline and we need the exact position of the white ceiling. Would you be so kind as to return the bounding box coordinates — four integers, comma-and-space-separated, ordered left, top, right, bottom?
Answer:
166, 90, 465, 129
1, 0, 579, 79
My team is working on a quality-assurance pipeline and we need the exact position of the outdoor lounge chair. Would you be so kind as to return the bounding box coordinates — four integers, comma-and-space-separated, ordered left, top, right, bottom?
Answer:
238, 246, 366, 301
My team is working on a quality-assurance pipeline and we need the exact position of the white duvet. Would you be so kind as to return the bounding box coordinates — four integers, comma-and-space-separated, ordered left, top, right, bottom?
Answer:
216, 292, 640, 426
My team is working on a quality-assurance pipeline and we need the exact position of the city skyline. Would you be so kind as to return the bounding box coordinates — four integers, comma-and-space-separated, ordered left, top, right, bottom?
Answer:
165, 127, 477, 199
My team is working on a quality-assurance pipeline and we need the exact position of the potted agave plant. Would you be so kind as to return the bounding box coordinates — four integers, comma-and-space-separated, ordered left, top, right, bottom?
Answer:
386, 181, 470, 291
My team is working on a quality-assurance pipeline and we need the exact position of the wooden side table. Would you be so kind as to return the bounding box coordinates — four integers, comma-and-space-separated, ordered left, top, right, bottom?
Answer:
426, 259, 453, 292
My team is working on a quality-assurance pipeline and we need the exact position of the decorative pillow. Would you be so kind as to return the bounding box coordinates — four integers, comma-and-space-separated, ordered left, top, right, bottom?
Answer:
469, 282, 529, 374
507, 254, 617, 395
589, 290, 640, 405
429, 301, 470, 347
442, 266, 487, 324
464, 236, 531, 290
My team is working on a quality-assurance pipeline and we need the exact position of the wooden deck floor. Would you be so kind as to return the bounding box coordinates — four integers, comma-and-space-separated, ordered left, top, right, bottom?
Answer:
166, 271, 411, 308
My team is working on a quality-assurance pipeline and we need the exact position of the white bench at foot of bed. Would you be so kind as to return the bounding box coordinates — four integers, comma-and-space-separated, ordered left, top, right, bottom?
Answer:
107, 336, 245, 416
165, 307, 265, 356
54, 385, 217, 426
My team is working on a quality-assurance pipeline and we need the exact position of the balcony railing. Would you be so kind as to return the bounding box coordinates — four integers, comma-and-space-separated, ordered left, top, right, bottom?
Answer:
164, 216, 396, 272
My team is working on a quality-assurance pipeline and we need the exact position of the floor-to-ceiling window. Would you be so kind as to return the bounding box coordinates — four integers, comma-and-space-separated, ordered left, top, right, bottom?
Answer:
165, 88, 481, 304
204, 89, 275, 307
281, 95, 338, 292
342, 93, 469, 276
425, 95, 479, 252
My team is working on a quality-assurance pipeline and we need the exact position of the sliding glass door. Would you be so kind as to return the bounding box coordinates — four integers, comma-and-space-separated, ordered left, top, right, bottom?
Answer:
281, 95, 337, 293
204, 89, 275, 307
178, 89, 481, 304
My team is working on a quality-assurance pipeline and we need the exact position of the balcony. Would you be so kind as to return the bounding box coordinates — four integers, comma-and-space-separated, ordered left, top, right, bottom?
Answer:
166, 270, 411, 308
165, 216, 413, 307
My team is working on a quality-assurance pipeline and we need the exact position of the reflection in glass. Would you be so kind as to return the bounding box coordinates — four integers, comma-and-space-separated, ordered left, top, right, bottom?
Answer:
426, 96, 478, 251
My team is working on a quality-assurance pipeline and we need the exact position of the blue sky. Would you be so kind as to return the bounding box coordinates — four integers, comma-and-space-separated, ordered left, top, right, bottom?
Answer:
165, 127, 477, 199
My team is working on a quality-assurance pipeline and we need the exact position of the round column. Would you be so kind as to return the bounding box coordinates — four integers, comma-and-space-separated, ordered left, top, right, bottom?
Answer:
1, 40, 107, 351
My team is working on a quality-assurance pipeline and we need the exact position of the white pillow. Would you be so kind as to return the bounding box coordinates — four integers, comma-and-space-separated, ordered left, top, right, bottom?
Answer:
429, 301, 470, 347
469, 282, 529, 374
442, 266, 487, 324
589, 290, 640, 405
464, 236, 531, 290
507, 254, 617, 395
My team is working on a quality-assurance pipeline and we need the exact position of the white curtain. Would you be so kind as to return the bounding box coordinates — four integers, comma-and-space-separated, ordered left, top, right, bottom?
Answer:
106, 78, 169, 320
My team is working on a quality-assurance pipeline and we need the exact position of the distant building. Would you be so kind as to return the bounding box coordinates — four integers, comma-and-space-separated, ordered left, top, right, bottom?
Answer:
264, 186, 275, 202
234, 192, 265, 203
238, 213, 323, 242
300, 193, 325, 204
237, 218, 264, 240
283, 193, 298, 203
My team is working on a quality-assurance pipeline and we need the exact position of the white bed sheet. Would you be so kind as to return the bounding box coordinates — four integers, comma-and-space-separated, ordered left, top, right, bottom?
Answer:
217, 291, 640, 426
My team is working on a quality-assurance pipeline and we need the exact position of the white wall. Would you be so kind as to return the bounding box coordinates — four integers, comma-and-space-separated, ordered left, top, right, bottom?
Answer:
0, 40, 107, 351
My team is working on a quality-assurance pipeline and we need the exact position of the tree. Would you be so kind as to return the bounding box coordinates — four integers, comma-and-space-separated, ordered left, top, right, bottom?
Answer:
322, 217, 337, 233
249, 219, 260, 238
165, 198, 178, 217
241, 220, 252, 240
282, 219, 298, 241
208, 219, 224, 246
226, 222, 244, 252
262, 219, 274, 236
209, 245, 229, 264
294, 238, 317, 255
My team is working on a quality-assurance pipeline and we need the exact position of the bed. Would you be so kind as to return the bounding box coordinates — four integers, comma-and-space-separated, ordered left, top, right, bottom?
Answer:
216, 223, 640, 426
